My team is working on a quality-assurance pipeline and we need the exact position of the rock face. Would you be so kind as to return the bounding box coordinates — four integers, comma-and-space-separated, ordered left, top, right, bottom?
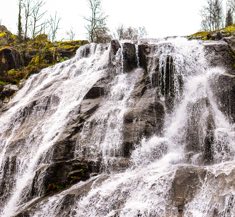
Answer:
122, 43, 137, 72
171, 166, 207, 212
0, 47, 23, 76
0, 38, 235, 217
0, 84, 19, 108
0, 27, 88, 110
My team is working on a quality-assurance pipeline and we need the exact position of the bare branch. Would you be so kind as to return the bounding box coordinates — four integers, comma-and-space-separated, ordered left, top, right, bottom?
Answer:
66, 28, 76, 41
201, 0, 224, 31
48, 12, 61, 42
30, 0, 47, 38
22, 0, 33, 40
115, 25, 147, 41
17, 0, 23, 41
84, 0, 111, 43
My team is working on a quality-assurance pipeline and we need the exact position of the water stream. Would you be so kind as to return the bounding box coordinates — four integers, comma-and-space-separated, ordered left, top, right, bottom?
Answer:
0, 38, 234, 217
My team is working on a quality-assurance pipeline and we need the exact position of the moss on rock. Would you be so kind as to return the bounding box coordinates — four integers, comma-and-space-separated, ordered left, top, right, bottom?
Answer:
189, 25, 235, 41
188, 31, 210, 40
0, 26, 88, 103
0, 26, 88, 87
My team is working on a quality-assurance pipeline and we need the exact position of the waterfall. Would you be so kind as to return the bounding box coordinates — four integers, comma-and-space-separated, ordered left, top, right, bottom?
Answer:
0, 38, 234, 217
0, 43, 114, 216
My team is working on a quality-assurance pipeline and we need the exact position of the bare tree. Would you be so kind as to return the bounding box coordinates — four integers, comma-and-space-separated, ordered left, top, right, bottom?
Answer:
66, 28, 76, 41
116, 25, 125, 40
93, 27, 111, 43
138, 26, 147, 39
85, 0, 110, 43
226, 8, 233, 26
201, 0, 223, 31
23, 0, 32, 40
227, 0, 235, 25
228, 0, 235, 12
48, 12, 61, 42
18, 0, 47, 40
17, 0, 23, 41
116, 25, 147, 40
30, 0, 47, 38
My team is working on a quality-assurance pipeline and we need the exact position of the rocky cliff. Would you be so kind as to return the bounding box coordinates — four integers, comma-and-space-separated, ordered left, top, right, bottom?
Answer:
0, 26, 88, 107
0, 37, 234, 217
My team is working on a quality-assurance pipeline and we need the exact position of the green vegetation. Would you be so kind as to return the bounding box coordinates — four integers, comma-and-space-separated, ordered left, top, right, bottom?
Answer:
221, 24, 235, 33
0, 27, 88, 87
188, 31, 210, 40
0, 80, 7, 85
188, 24, 235, 40
0, 32, 7, 38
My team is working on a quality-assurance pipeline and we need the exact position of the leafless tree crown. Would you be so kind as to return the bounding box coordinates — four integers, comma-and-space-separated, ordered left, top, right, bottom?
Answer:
17, 0, 48, 40
85, 0, 111, 43
201, 0, 223, 31
66, 28, 76, 41
116, 25, 147, 41
48, 12, 61, 42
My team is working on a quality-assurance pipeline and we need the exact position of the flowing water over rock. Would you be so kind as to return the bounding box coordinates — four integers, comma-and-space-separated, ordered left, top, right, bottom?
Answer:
0, 38, 235, 217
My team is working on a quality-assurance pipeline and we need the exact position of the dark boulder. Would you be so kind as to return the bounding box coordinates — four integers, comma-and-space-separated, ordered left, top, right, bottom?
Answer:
111, 40, 121, 55
211, 73, 235, 123
0, 84, 19, 100
31, 159, 100, 197
84, 86, 105, 99
122, 43, 137, 72
0, 47, 23, 75
223, 36, 235, 53
138, 44, 151, 72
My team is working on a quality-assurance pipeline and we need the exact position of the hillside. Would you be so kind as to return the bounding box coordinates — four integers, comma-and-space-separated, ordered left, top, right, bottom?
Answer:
0, 25, 87, 105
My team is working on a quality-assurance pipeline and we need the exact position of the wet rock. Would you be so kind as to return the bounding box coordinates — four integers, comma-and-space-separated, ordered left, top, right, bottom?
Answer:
49, 100, 100, 162
138, 44, 151, 72
0, 156, 17, 205
80, 98, 100, 115
0, 84, 19, 99
111, 40, 121, 55
210, 32, 223, 40
171, 166, 207, 213
15, 175, 109, 217
78, 44, 91, 58
0, 84, 20, 110
223, 36, 235, 52
122, 43, 137, 72
204, 41, 235, 75
31, 159, 100, 197
84, 86, 105, 99
185, 98, 216, 164
203, 111, 215, 164
14, 213, 30, 217
2, 39, 235, 216
123, 89, 165, 157
211, 73, 235, 123
0, 47, 23, 75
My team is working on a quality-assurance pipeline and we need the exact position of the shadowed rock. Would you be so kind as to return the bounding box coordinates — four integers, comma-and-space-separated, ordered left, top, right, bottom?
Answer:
0, 47, 23, 75
122, 43, 137, 72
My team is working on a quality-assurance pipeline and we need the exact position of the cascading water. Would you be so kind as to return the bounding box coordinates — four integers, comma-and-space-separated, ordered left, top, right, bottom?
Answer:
0, 43, 116, 216
0, 38, 234, 217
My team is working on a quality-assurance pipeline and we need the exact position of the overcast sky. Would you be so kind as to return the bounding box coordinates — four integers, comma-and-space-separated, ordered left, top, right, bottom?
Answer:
0, 0, 210, 40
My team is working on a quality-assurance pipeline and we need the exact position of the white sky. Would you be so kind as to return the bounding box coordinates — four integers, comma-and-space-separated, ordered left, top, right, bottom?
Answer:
0, 0, 208, 40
